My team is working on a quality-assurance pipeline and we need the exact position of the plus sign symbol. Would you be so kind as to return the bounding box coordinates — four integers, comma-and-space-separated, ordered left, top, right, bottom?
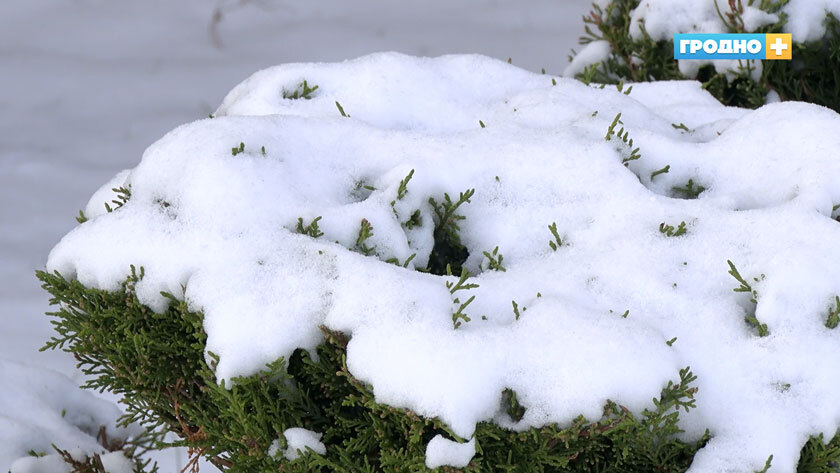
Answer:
765, 34, 792, 60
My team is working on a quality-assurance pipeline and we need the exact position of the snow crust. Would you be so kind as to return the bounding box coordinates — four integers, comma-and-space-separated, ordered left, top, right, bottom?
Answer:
46, 53, 840, 472
424, 435, 475, 468
1, 360, 140, 471
269, 428, 327, 461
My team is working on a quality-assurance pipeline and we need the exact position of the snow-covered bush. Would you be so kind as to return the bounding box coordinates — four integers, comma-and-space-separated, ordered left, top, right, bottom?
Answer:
40, 53, 840, 472
566, 0, 840, 112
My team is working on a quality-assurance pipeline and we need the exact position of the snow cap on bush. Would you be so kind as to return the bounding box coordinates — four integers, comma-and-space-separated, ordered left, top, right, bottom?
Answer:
48, 53, 840, 472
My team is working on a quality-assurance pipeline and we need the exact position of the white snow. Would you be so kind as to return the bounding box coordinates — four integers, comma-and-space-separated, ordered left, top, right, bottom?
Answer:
44, 52, 840, 472
562, 40, 612, 77
424, 435, 475, 469
782, 0, 840, 41
0, 360, 142, 471
270, 428, 327, 461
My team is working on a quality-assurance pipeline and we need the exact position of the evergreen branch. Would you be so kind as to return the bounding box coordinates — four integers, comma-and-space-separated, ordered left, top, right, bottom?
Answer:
650, 165, 670, 181
659, 221, 687, 237
104, 186, 132, 213
547, 222, 563, 251
335, 101, 350, 118
445, 266, 479, 294
295, 216, 324, 238
282, 80, 319, 100
826, 296, 840, 329
672, 179, 706, 199
354, 219, 375, 255
727, 260, 770, 336
482, 246, 506, 272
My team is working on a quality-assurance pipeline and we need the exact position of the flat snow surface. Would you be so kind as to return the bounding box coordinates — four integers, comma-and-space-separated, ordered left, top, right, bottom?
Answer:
47, 53, 840, 472
0, 0, 590, 470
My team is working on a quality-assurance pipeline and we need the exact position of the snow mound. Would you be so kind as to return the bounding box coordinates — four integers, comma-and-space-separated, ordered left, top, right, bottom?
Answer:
0, 360, 140, 471
425, 435, 476, 469
47, 53, 840, 472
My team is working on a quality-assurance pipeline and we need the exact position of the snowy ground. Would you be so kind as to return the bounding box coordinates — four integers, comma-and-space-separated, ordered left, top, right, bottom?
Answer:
0, 0, 590, 470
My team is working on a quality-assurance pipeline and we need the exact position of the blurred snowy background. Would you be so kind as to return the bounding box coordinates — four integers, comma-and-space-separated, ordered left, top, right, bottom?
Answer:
1, 0, 590, 469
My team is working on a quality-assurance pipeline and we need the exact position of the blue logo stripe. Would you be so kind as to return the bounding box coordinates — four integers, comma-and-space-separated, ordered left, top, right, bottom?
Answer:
674, 33, 765, 60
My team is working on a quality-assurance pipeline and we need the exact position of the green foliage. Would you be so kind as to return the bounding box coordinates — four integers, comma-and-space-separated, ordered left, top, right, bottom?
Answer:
335, 101, 350, 118
797, 433, 840, 471
76, 210, 89, 224
671, 179, 706, 199
650, 165, 671, 181
231, 142, 245, 156
727, 260, 770, 336
446, 265, 479, 329
395, 169, 414, 202
404, 209, 422, 229
512, 300, 522, 320
501, 388, 526, 422
354, 219, 376, 256
574, 1, 840, 113
36, 267, 840, 471
754, 454, 773, 473
825, 296, 840, 329
385, 253, 417, 268
296, 216, 324, 238
104, 186, 132, 213
283, 80, 319, 100
547, 222, 564, 251
427, 189, 475, 276
482, 246, 506, 272
605, 112, 642, 165
659, 221, 687, 237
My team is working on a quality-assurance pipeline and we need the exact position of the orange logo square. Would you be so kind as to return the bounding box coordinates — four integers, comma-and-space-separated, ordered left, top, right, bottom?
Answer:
765, 34, 792, 60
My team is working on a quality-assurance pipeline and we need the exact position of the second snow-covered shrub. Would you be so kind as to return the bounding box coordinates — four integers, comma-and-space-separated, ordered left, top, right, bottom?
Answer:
567, 0, 840, 112
42, 53, 840, 472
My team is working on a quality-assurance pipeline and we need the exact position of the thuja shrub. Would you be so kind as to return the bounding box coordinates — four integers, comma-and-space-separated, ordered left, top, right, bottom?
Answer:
36, 227, 840, 472
39, 267, 705, 472
39, 54, 840, 472
572, 0, 840, 112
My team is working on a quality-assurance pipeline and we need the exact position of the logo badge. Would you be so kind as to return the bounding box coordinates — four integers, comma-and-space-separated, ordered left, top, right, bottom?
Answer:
674, 33, 792, 60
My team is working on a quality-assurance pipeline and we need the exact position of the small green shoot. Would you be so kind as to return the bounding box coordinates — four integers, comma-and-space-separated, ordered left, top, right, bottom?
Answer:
295, 216, 324, 238
659, 221, 687, 237
354, 219, 375, 255
650, 165, 671, 181
547, 223, 563, 251
283, 80, 319, 100
825, 296, 840, 329
335, 101, 349, 117
482, 246, 506, 272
